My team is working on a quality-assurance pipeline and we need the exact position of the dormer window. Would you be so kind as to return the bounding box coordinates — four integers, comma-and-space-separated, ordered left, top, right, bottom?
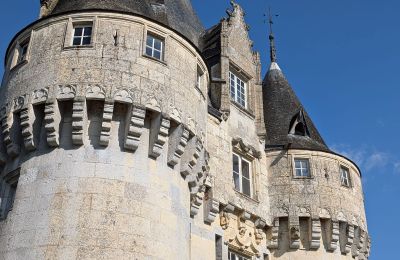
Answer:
289, 109, 310, 137
72, 25, 93, 46
146, 33, 164, 61
229, 71, 247, 108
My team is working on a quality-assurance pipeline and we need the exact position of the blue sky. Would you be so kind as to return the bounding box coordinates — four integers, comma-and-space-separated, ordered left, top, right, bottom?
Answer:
1, 1, 399, 259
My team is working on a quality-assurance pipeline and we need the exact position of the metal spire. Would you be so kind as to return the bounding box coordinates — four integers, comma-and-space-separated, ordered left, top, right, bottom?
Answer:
268, 7, 278, 63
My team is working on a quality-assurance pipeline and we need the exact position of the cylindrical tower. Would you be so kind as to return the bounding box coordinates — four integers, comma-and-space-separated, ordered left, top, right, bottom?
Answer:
263, 62, 370, 259
0, 1, 209, 258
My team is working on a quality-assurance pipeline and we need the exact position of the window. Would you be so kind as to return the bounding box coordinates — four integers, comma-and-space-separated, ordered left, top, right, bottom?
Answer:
340, 166, 351, 187
294, 158, 311, 177
229, 250, 251, 260
146, 34, 164, 61
18, 40, 30, 63
233, 153, 252, 197
229, 71, 247, 108
196, 69, 203, 90
72, 25, 92, 46
0, 169, 20, 220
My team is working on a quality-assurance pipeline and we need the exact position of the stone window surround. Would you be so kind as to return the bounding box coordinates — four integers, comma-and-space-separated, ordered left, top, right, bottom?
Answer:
63, 16, 97, 50
291, 154, 314, 179
195, 61, 207, 100
143, 26, 168, 65
228, 62, 255, 118
0, 168, 20, 221
340, 164, 352, 188
9, 32, 32, 71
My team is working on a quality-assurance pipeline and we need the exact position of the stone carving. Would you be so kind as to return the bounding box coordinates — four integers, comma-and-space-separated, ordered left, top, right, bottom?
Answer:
86, 85, 106, 100
169, 106, 182, 124
297, 206, 311, 217
310, 218, 321, 249
32, 88, 49, 104
204, 193, 219, 224
72, 98, 85, 145
232, 137, 261, 159
337, 211, 347, 222
319, 208, 331, 219
190, 191, 203, 217
13, 95, 27, 112
44, 99, 61, 147
114, 89, 133, 104
99, 99, 114, 146
124, 106, 146, 152
145, 97, 161, 112
149, 114, 170, 158
167, 125, 189, 167
220, 206, 266, 257
20, 105, 36, 151
57, 84, 76, 100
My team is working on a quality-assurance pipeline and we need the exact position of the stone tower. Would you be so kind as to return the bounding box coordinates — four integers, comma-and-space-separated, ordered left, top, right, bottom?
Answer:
0, 1, 369, 259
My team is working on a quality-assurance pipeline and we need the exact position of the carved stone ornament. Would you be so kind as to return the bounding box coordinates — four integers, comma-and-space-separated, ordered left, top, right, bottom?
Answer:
114, 89, 133, 104
86, 85, 106, 100
32, 88, 49, 104
57, 84, 77, 100
232, 137, 261, 159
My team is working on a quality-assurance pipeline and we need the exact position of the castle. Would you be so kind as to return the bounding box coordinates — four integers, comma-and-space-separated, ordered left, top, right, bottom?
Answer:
0, 1, 370, 259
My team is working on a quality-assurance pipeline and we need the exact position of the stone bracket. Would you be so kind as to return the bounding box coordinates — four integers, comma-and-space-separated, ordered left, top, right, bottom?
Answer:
167, 124, 189, 167
1, 112, 20, 157
267, 218, 279, 249
20, 104, 36, 151
180, 136, 202, 178
345, 224, 354, 254
149, 113, 170, 158
124, 105, 146, 152
99, 99, 114, 147
44, 99, 61, 147
328, 220, 340, 251
310, 218, 321, 249
72, 97, 86, 145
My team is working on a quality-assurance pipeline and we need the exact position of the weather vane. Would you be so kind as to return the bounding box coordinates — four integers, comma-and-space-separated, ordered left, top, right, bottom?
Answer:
264, 7, 279, 62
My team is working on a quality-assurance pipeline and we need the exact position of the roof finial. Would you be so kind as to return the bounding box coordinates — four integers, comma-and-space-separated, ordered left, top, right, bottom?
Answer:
268, 7, 278, 63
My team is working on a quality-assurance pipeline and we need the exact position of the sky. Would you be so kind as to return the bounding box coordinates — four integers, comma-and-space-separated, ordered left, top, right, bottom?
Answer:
0, 1, 399, 259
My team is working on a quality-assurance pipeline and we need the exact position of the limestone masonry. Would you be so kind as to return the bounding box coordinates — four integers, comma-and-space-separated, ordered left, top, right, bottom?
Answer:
0, 1, 369, 259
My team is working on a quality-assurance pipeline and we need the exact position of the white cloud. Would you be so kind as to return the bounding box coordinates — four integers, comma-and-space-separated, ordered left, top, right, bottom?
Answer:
331, 144, 398, 174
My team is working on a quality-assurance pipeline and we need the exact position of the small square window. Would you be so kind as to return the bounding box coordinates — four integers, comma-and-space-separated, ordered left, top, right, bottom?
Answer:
340, 166, 351, 187
232, 153, 253, 197
145, 34, 164, 61
229, 71, 247, 108
72, 25, 93, 46
294, 158, 311, 178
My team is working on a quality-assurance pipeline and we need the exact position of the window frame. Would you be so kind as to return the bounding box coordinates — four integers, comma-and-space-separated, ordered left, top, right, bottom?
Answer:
9, 34, 31, 70
232, 152, 253, 198
63, 18, 96, 50
340, 166, 352, 188
228, 249, 251, 260
145, 32, 165, 61
229, 71, 247, 108
71, 25, 93, 47
293, 157, 312, 179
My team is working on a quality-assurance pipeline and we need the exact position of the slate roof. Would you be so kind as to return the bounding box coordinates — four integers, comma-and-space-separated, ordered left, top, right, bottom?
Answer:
262, 62, 330, 152
50, 0, 204, 47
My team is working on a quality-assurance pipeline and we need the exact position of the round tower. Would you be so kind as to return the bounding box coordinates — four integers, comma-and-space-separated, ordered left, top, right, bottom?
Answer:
0, 0, 209, 258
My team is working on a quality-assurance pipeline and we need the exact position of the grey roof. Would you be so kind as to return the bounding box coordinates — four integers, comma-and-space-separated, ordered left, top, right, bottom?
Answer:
50, 0, 204, 47
262, 62, 330, 152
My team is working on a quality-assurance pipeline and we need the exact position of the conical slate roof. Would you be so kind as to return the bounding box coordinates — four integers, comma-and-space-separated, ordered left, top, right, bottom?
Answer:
50, 0, 204, 47
263, 62, 330, 152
